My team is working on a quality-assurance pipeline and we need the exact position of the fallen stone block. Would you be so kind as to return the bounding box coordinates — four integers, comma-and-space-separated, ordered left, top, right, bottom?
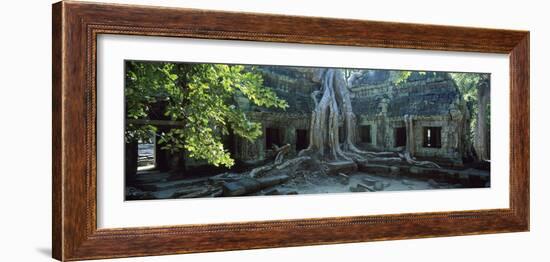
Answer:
208, 173, 240, 186
171, 187, 204, 198
338, 173, 350, 185
178, 188, 214, 198
210, 189, 223, 197
222, 177, 260, 197
349, 185, 367, 192
362, 177, 378, 186
358, 163, 392, 174
222, 175, 290, 197
264, 189, 281, 195
326, 161, 357, 175
357, 183, 375, 192
428, 179, 439, 188
258, 175, 291, 187
126, 187, 157, 200
140, 178, 205, 191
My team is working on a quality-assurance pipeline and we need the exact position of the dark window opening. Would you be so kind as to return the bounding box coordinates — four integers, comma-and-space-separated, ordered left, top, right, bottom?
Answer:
223, 129, 236, 156
265, 127, 282, 149
394, 127, 407, 147
359, 125, 372, 143
295, 129, 309, 151
423, 127, 442, 148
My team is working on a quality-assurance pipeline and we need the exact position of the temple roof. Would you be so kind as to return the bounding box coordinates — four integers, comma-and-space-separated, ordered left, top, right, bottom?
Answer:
247, 68, 461, 118
352, 80, 459, 117
251, 89, 314, 114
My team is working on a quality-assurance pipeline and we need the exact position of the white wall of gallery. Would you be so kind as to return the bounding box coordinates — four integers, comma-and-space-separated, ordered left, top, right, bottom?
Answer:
0, 0, 547, 261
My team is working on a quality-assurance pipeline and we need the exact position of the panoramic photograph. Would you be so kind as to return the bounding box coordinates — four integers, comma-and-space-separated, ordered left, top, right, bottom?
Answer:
124, 61, 491, 200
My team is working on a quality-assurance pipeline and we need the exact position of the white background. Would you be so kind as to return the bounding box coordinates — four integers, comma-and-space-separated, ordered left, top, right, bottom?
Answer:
0, 0, 547, 261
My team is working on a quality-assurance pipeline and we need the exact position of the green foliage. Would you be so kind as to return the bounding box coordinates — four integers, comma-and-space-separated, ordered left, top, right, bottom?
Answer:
125, 62, 288, 168
449, 73, 484, 103
391, 71, 413, 85
391, 71, 426, 85
450, 73, 490, 140
125, 62, 178, 143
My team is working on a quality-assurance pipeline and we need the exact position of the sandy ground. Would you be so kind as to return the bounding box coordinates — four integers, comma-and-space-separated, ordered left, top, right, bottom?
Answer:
127, 169, 471, 200
251, 171, 462, 196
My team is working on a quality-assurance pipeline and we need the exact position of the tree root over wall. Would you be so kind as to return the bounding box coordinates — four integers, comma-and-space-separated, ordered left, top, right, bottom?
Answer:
248, 68, 440, 181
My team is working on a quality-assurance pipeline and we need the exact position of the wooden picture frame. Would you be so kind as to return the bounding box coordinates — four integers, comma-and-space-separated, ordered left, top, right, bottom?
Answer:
52, 1, 529, 261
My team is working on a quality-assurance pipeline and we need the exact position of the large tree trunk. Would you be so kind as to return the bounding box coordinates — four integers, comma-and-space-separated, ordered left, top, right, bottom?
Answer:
302, 69, 365, 161
155, 127, 172, 172
404, 114, 416, 156
251, 68, 441, 179
475, 78, 490, 161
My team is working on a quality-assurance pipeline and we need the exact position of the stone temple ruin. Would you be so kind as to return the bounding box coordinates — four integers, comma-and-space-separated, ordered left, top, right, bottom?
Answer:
230, 67, 471, 168
126, 66, 489, 200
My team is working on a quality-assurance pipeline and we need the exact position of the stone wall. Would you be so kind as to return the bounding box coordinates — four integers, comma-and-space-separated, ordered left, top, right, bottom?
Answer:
357, 115, 464, 164
195, 69, 469, 166
231, 67, 316, 163
352, 72, 469, 164
233, 112, 310, 163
